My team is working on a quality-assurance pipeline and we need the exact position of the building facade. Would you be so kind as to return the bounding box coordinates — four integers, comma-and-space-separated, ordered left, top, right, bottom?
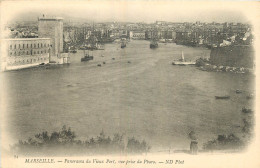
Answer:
131, 31, 145, 40
38, 16, 69, 64
2, 38, 51, 71
1, 15, 70, 71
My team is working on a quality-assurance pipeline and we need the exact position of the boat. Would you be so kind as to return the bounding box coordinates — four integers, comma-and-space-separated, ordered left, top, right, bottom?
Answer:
97, 44, 105, 50
246, 94, 254, 99
121, 38, 126, 48
150, 38, 158, 49
81, 50, 93, 62
121, 42, 126, 48
84, 44, 102, 51
81, 54, 93, 62
215, 96, 230, 99
242, 107, 253, 113
235, 90, 242, 94
97, 64, 102, 67
84, 23, 104, 51
69, 49, 77, 53
172, 51, 196, 65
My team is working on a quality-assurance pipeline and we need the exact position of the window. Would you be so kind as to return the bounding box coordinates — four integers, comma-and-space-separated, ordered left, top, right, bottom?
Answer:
27, 51, 29, 55
48, 44, 49, 47
34, 51, 36, 54
34, 44, 36, 48
44, 44, 46, 47
10, 45, 12, 49
19, 44, 20, 48
37, 51, 39, 54
14, 51, 16, 55
23, 44, 25, 48
41, 51, 43, 54
31, 44, 32, 48
10, 52, 12, 56
14, 44, 16, 49
27, 44, 29, 48
38, 43, 39, 48
41, 43, 43, 47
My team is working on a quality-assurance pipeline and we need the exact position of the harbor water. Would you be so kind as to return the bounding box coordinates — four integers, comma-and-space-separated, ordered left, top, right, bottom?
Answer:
1, 40, 254, 152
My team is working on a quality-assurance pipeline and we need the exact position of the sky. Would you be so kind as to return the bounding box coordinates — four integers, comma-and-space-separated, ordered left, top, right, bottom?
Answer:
0, 1, 258, 24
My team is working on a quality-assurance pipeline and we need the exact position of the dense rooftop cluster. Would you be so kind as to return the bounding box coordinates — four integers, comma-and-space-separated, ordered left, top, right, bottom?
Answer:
5, 20, 252, 49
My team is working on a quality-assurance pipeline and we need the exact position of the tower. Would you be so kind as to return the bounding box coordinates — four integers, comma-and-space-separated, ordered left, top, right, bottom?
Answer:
38, 15, 64, 63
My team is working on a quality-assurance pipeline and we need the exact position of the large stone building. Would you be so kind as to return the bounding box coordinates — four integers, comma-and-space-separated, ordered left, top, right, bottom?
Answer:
130, 31, 145, 40
1, 15, 69, 71
1, 38, 51, 71
38, 16, 69, 64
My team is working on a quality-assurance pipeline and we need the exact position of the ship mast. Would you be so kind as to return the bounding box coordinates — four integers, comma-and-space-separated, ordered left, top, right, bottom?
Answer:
181, 51, 184, 61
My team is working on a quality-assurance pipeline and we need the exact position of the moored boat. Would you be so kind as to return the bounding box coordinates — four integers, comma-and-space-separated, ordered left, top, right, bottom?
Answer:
69, 50, 77, 53
242, 107, 253, 113
246, 94, 254, 99
235, 90, 242, 94
215, 96, 230, 99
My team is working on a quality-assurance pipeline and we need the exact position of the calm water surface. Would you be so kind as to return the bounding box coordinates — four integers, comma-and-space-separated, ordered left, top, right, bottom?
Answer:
1, 40, 254, 151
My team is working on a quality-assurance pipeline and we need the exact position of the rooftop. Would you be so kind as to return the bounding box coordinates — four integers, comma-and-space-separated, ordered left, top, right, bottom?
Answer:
4, 38, 51, 41
38, 16, 63, 21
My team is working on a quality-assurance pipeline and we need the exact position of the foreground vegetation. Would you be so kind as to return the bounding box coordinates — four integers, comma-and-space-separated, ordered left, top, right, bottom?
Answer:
11, 126, 150, 156
203, 113, 254, 152
11, 111, 254, 155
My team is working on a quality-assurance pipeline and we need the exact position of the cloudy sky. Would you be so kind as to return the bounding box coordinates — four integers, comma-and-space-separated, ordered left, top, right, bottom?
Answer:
0, 1, 258, 23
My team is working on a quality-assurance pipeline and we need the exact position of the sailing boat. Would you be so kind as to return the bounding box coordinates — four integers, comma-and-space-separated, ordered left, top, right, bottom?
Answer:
81, 49, 93, 62
172, 51, 195, 65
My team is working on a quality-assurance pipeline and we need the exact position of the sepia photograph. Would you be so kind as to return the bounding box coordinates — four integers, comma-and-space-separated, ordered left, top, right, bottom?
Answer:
0, 1, 259, 167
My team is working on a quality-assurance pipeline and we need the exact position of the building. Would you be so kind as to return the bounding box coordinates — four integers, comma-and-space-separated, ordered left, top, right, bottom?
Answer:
38, 16, 69, 64
1, 15, 69, 71
131, 31, 145, 40
2, 38, 51, 71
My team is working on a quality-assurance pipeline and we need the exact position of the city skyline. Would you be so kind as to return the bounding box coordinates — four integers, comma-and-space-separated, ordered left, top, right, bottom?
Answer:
1, 1, 256, 24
